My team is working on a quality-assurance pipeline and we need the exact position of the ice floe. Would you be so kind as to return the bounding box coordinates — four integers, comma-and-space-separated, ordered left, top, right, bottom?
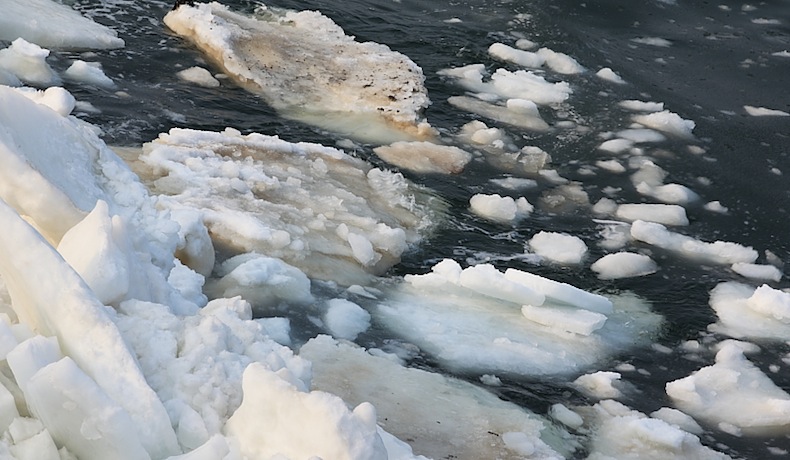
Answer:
709, 282, 790, 340
375, 259, 661, 376
164, 2, 435, 144
591, 252, 659, 280
138, 127, 439, 286
667, 342, 790, 435
0, 0, 124, 50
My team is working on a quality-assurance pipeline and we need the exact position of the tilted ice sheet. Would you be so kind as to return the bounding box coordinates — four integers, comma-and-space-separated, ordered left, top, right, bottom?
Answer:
164, 2, 434, 144
140, 127, 439, 286
300, 335, 570, 460
0, 0, 124, 50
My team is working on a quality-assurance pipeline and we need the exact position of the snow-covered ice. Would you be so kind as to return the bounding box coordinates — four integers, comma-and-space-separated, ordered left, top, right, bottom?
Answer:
709, 282, 790, 340
529, 231, 589, 264
469, 193, 533, 223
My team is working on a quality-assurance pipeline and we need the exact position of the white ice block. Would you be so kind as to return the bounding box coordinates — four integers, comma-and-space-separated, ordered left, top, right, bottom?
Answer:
521, 304, 607, 336
504, 268, 613, 314
459, 264, 545, 306
25, 357, 150, 460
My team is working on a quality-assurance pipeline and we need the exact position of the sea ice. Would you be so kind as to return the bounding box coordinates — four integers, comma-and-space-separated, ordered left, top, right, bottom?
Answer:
176, 66, 220, 88
573, 371, 624, 399
596, 68, 626, 84
591, 252, 658, 280
63, 60, 115, 88
0, 0, 124, 50
632, 110, 695, 139
299, 335, 570, 460
488, 42, 545, 68
447, 95, 550, 131
377, 260, 660, 376
618, 100, 664, 112
469, 193, 533, 223
630, 220, 758, 265
0, 38, 61, 87
164, 2, 435, 143
536, 47, 585, 74
709, 282, 790, 340
140, 127, 436, 286
666, 342, 790, 434
731, 262, 782, 282
615, 203, 689, 226
324, 299, 371, 341
439, 64, 572, 105
581, 400, 730, 459
373, 141, 472, 174
529, 231, 589, 264
744, 105, 790, 117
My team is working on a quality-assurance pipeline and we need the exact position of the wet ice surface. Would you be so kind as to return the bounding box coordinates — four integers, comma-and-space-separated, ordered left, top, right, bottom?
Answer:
1, 0, 790, 458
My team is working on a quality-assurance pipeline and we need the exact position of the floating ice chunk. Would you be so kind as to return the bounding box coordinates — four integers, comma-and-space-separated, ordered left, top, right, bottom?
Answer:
299, 335, 568, 460
521, 304, 607, 336
25, 357, 150, 460
0, 38, 61, 87
650, 407, 704, 435
631, 37, 673, 47
440, 65, 572, 105
583, 400, 729, 459
615, 203, 689, 226
164, 2, 434, 143
447, 95, 551, 131
616, 128, 667, 143
205, 253, 313, 310
597, 138, 634, 153
731, 262, 782, 281
596, 159, 626, 173
704, 201, 728, 214
57, 201, 130, 306
503, 268, 613, 314
141, 128, 434, 285
549, 404, 584, 429
373, 141, 472, 174
772, 50, 790, 57
746, 284, 790, 322
536, 47, 585, 74
488, 42, 545, 68
459, 264, 546, 306
632, 110, 695, 139
490, 176, 538, 190
0, 0, 124, 49
596, 67, 625, 84
709, 282, 790, 340
10, 86, 75, 116
379, 269, 661, 376
744, 105, 790, 117
176, 66, 220, 87
63, 60, 114, 88
666, 342, 790, 434
636, 182, 700, 205
225, 362, 388, 460
529, 231, 588, 264
591, 252, 658, 280
618, 100, 665, 112
574, 371, 623, 399
324, 299, 371, 340
630, 220, 758, 265
469, 194, 533, 223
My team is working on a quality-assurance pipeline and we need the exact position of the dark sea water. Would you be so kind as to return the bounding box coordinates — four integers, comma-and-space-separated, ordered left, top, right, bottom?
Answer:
62, 0, 790, 458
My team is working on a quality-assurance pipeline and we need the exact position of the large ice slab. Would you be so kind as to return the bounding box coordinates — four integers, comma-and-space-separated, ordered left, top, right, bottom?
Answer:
164, 2, 434, 144
0, 0, 124, 50
666, 342, 790, 435
141, 127, 437, 286
708, 282, 790, 340
300, 335, 569, 460
630, 220, 758, 265
378, 260, 660, 376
